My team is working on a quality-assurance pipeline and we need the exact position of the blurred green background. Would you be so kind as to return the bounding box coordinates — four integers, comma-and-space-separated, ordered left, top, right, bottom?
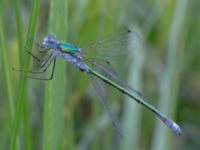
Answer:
0, 0, 200, 149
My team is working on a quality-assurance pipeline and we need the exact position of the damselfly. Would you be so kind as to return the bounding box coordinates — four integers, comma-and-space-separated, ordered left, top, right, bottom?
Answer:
16, 30, 182, 136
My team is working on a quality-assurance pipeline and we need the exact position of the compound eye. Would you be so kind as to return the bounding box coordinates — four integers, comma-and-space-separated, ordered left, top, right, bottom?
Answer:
43, 34, 56, 46
49, 37, 55, 43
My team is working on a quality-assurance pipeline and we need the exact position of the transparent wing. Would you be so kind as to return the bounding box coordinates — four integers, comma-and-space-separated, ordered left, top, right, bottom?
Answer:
89, 75, 123, 137
84, 57, 119, 79
84, 57, 146, 101
81, 29, 141, 57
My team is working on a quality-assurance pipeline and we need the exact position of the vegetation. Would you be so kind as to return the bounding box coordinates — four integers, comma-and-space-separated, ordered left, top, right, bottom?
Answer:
0, 0, 199, 149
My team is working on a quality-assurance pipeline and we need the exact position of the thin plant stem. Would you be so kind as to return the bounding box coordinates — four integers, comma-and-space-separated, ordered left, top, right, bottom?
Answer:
10, 0, 41, 149
151, 0, 188, 150
42, 0, 68, 149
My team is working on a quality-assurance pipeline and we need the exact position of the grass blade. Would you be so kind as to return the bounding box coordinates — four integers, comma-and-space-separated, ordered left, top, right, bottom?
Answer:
42, 0, 68, 149
11, 0, 24, 66
0, 13, 15, 129
151, 0, 188, 149
10, 0, 41, 149
121, 29, 144, 149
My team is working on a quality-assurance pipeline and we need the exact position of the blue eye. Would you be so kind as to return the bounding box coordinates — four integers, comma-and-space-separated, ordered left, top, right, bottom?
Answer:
43, 34, 57, 46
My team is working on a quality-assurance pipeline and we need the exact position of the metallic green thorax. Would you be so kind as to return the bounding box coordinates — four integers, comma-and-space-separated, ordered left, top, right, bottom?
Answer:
59, 42, 78, 52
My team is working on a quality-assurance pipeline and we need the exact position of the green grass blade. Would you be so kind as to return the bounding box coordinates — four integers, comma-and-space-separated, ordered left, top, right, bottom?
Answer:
42, 0, 68, 149
0, 13, 14, 127
10, 0, 41, 149
12, 0, 31, 149
151, 0, 188, 150
120, 0, 167, 147
11, 0, 24, 66
121, 29, 144, 149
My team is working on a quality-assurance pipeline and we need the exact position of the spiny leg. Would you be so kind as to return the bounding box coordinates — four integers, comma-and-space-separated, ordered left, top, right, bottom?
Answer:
25, 54, 56, 74
33, 39, 51, 53
13, 53, 55, 74
24, 58, 56, 80
26, 50, 53, 67
36, 45, 51, 53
